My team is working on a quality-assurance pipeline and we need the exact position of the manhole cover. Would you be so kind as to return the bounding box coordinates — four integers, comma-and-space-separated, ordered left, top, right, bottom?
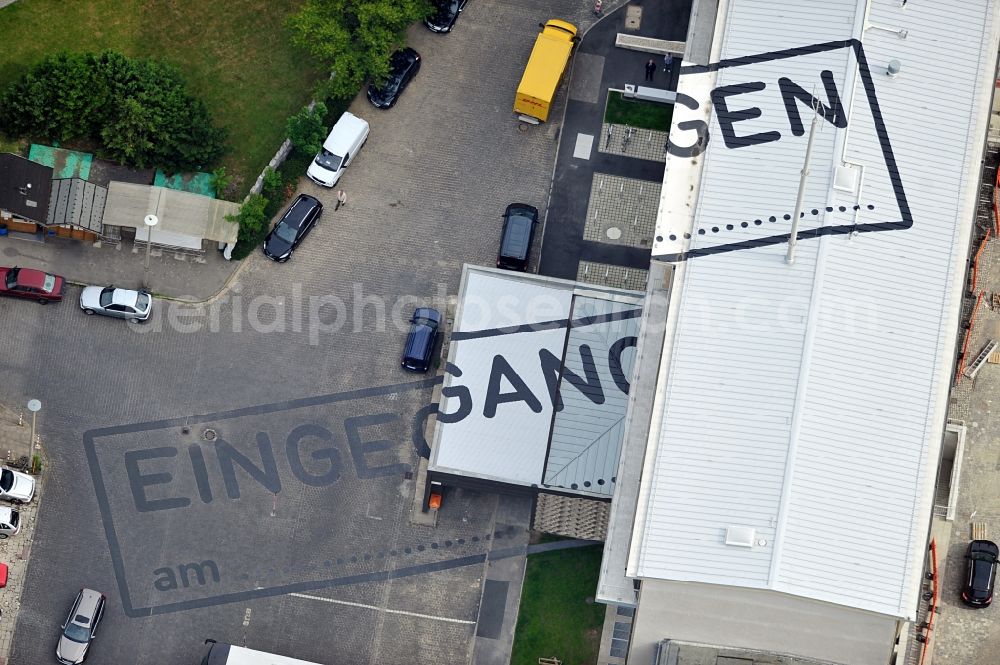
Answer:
606, 227, 623, 240
203, 428, 218, 441
625, 6, 642, 30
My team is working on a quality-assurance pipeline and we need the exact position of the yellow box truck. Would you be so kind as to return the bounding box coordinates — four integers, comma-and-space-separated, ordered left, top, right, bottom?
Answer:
513, 19, 578, 123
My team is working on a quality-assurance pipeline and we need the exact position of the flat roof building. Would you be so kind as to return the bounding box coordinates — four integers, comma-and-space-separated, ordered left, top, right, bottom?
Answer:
427, 266, 643, 501
599, 0, 1000, 663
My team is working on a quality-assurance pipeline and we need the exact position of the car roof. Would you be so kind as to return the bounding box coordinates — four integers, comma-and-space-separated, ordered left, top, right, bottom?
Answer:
9, 267, 52, 289
110, 288, 140, 307
281, 195, 320, 228
75, 588, 104, 620
501, 216, 533, 256
322, 112, 370, 155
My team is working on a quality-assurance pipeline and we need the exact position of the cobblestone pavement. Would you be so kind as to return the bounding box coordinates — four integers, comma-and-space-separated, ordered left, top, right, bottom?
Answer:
583, 172, 661, 248
576, 260, 648, 291
0, 1, 605, 663
598, 123, 668, 163
0, 225, 240, 302
0, 406, 39, 665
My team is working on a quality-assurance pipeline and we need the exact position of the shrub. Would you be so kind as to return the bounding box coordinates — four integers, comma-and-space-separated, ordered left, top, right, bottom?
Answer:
227, 193, 270, 260
0, 50, 226, 170
286, 102, 328, 156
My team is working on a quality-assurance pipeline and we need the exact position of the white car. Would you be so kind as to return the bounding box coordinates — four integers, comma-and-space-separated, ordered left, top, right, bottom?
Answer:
0, 507, 20, 539
305, 111, 370, 188
0, 467, 35, 503
80, 286, 152, 322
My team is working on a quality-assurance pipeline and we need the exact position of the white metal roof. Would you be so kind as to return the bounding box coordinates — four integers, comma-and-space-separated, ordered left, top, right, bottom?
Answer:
429, 266, 642, 492
545, 296, 641, 496
630, 0, 999, 620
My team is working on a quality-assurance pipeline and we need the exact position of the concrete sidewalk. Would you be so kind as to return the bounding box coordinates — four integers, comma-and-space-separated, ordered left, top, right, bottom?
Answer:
538, 0, 690, 282
0, 405, 42, 665
0, 231, 239, 302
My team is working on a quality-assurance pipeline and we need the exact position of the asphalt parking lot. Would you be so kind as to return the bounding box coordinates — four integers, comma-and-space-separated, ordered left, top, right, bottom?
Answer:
0, 1, 600, 663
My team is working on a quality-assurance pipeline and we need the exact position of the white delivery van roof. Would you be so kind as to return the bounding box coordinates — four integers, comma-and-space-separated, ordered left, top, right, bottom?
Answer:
322, 111, 369, 156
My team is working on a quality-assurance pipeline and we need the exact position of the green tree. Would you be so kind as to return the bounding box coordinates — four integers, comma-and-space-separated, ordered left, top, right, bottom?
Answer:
0, 50, 226, 171
227, 193, 270, 260
286, 102, 328, 155
288, 0, 431, 100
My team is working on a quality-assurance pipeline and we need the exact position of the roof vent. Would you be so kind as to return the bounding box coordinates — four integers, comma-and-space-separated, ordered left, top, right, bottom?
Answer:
725, 526, 756, 548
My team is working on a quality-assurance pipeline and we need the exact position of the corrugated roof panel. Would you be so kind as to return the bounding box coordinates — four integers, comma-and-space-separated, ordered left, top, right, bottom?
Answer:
635, 0, 996, 619
544, 296, 641, 496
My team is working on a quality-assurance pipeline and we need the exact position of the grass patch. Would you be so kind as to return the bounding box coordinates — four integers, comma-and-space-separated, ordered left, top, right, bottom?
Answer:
604, 90, 673, 132
510, 545, 605, 665
0, 0, 323, 197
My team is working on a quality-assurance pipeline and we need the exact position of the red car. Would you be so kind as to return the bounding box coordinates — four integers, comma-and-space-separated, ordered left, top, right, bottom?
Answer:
0, 266, 65, 303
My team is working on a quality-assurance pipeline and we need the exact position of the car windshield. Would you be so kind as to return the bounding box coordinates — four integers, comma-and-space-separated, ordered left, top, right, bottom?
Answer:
136, 292, 150, 310
0, 470, 11, 491
314, 150, 343, 172
8, 511, 17, 529
5, 268, 17, 288
63, 621, 91, 643
99, 287, 115, 308
274, 223, 298, 244
414, 316, 436, 327
41, 274, 56, 293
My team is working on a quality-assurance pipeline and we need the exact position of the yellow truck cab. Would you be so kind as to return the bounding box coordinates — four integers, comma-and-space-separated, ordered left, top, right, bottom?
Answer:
514, 19, 578, 123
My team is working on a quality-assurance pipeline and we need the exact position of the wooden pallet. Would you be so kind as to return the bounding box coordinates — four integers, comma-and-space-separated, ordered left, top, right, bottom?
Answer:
972, 522, 988, 540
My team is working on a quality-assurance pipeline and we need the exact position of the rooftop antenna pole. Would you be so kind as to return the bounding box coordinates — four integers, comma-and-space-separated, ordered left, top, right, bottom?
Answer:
786, 97, 822, 265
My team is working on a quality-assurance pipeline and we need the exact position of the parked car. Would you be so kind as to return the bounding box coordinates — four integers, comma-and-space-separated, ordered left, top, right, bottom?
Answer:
262, 194, 324, 262
424, 0, 469, 33
962, 539, 999, 607
367, 48, 421, 109
306, 111, 370, 188
79, 286, 152, 322
0, 507, 20, 539
0, 467, 35, 504
0, 266, 65, 303
497, 203, 539, 271
401, 307, 441, 373
56, 588, 106, 665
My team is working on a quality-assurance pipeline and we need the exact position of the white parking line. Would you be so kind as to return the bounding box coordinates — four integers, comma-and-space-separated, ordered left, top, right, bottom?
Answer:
288, 592, 476, 625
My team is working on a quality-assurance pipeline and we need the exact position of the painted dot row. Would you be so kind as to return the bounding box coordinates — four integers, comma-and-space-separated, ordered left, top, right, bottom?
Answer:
657, 204, 876, 243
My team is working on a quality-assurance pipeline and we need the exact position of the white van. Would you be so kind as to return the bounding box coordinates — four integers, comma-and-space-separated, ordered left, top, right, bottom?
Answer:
306, 111, 370, 187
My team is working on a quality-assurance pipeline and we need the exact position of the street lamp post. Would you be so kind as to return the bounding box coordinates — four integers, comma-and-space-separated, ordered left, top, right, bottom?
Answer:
26, 399, 40, 466
143, 214, 159, 271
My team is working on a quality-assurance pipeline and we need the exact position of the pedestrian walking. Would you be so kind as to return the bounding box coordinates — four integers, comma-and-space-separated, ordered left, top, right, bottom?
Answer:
663, 52, 674, 74
644, 59, 656, 82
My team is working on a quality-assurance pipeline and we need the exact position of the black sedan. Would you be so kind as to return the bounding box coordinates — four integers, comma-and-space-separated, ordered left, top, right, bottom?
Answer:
262, 194, 323, 262
401, 307, 441, 373
425, 0, 469, 33
962, 539, 998, 607
367, 48, 421, 109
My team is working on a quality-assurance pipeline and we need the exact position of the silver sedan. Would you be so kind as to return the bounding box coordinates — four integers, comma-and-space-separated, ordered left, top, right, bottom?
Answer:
79, 286, 152, 322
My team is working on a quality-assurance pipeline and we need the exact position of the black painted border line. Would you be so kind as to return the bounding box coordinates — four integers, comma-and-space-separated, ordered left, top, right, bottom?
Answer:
653, 39, 911, 262
84, 376, 441, 619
